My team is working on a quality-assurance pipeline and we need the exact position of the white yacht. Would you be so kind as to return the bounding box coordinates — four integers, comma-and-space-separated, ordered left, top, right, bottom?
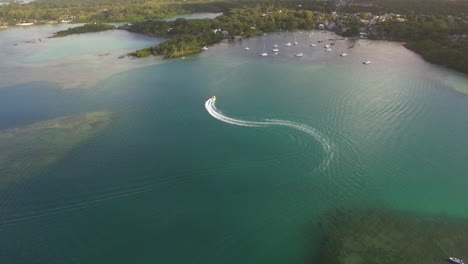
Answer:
244, 47, 250, 50
340, 53, 347, 56
202, 46, 208, 51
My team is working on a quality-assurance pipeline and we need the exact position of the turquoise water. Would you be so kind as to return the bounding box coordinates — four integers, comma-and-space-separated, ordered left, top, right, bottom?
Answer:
0, 25, 467, 263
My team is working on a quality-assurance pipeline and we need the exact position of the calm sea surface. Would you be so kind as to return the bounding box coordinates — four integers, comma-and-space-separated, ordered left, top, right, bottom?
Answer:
0, 16, 468, 263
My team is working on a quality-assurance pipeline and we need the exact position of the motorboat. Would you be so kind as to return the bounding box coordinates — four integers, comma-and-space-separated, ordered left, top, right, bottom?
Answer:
211, 96, 216, 101
272, 48, 279, 52
293, 36, 298, 45
285, 42, 292, 46
244, 47, 250, 50
325, 48, 332, 52
340, 53, 347, 56
449, 257, 464, 264
362, 60, 371, 64
324, 44, 330, 48
202, 46, 208, 51
310, 43, 316, 47
295, 52, 303, 57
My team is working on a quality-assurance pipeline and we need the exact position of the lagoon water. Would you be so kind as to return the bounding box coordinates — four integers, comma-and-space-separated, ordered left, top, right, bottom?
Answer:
0, 16, 468, 263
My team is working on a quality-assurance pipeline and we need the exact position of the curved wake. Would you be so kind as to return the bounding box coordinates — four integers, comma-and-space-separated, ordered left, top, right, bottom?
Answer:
205, 98, 333, 171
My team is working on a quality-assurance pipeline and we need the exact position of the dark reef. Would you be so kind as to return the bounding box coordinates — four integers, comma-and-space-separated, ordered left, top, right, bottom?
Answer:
316, 208, 468, 264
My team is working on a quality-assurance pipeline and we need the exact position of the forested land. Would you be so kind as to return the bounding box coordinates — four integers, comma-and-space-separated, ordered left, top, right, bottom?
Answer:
344, 0, 468, 16
1, 0, 467, 73
126, 7, 334, 58
371, 15, 468, 73
53, 23, 115, 37
0, 0, 332, 24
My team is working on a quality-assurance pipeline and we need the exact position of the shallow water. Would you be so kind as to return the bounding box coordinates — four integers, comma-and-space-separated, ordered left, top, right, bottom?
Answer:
0, 27, 467, 263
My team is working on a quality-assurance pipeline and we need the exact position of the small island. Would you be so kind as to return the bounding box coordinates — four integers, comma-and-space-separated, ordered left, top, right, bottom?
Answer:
53, 23, 116, 37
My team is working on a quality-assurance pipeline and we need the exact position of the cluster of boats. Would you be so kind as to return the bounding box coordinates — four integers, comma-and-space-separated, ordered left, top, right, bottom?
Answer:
242, 38, 371, 64
200, 34, 372, 64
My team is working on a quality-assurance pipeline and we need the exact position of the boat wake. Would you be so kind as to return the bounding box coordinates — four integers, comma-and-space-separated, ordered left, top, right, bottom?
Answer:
205, 97, 333, 171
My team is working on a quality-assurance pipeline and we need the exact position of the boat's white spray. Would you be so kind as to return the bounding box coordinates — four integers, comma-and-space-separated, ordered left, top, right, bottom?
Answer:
205, 97, 333, 171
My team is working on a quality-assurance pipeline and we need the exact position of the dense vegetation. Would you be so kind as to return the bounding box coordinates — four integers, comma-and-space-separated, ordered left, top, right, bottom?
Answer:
1, 0, 466, 73
371, 16, 468, 73
127, 4, 468, 73
344, 0, 468, 16
53, 23, 115, 37
131, 33, 223, 58
127, 7, 333, 58
0, 0, 196, 23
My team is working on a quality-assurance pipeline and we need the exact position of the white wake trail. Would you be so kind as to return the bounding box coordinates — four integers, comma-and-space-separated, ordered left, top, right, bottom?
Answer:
205, 98, 333, 171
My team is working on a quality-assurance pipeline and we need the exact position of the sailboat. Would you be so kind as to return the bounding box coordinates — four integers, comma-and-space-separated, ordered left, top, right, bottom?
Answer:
260, 44, 268, 56
295, 47, 303, 57
273, 40, 279, 48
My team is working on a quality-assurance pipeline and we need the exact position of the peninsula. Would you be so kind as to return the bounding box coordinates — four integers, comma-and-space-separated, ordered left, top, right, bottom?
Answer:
52, 23, 116, 37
